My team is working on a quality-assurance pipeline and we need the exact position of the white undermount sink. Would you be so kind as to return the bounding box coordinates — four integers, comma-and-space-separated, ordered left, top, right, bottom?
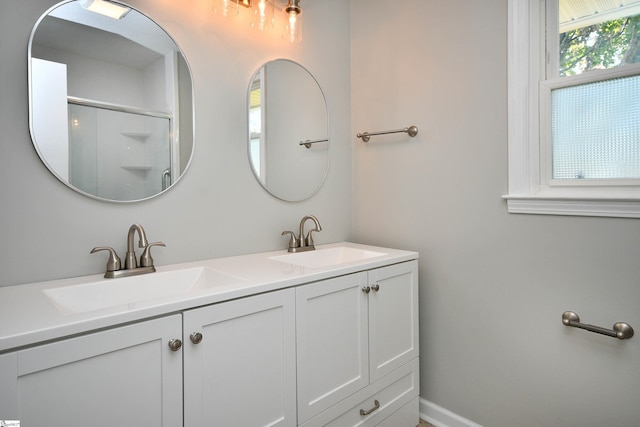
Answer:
269, 246, 387, 269
43, 267, 244, 314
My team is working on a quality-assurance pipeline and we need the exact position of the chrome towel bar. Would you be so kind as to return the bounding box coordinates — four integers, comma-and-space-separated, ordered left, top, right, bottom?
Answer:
562, 311, 634, 340
357, 125, 418, 142
299, 138, 329, 149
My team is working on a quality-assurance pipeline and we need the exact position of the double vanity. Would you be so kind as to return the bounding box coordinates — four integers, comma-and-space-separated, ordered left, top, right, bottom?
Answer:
0, 242, 419, 426
16, 1, 417, 425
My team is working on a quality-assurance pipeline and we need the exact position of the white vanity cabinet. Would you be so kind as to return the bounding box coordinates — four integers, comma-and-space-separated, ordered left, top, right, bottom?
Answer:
0, 291, 297, 427
0, 315, 183, 426
0, 243, 419, 427
182, 288, 297, 427
296, 260, 419, 426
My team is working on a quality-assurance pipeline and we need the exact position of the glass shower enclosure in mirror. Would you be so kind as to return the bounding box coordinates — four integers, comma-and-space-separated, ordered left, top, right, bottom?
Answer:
248, 59, 329, 202
29, 0, 194, 202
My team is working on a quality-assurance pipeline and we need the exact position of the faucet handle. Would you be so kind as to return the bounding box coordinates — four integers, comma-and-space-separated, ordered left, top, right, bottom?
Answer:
306, 227, 321, 247
140, 242, 166, 267
281, 231, 298, 249
90, 246, 121, 272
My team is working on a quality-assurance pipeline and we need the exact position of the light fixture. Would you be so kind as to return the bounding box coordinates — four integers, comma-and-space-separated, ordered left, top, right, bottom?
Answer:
252, 0, 275, 32
80, 0, 130, 20
283, 0, 302, 43
212, 0, 302, 42
214, 0, 251, 17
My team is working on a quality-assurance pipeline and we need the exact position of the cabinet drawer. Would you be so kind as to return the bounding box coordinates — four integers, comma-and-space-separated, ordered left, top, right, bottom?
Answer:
300, 358, 419, 427
375, 397, 419, 427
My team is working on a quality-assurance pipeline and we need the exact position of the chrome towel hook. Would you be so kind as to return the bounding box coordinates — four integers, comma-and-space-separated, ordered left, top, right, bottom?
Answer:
562, 311, 634, 340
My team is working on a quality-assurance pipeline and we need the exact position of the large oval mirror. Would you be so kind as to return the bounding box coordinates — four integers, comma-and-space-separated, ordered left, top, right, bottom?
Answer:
248, 59, 329, 202
29, 0, 194, 202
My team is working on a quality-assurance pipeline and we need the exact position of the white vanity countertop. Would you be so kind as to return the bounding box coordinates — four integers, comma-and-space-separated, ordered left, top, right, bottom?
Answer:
0, 242, 417, 352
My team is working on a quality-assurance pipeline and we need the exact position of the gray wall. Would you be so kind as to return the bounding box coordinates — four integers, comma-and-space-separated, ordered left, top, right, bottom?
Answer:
3, 1, 640, 425
0, 0, 352, 286
351, 1, 640, 426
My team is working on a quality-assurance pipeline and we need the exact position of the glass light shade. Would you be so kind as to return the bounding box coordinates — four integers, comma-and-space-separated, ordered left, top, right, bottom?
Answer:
214, 0, 240, 17
283, 7, 302, 43
252, 0, 274, 31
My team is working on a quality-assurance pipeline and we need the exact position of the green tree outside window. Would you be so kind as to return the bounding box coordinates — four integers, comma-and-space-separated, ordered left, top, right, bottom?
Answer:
559, 14, 640, 76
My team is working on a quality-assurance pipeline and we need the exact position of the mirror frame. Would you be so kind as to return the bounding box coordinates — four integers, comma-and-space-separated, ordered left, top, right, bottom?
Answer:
247, 59, 329, 202
28, 0, 195, 203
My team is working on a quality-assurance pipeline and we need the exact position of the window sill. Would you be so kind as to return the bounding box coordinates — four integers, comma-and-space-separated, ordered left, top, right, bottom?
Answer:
503, 195, 640, 218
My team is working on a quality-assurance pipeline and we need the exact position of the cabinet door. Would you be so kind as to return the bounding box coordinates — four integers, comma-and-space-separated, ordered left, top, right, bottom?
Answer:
296, 273, 370, 423
0, 353, 19, 420
183, 288, 296, 427
0, 315, 183, 426
368, 260, 419, 382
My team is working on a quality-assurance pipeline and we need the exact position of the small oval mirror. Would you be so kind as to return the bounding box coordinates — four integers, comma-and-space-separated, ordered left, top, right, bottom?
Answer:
248, 59, 329, 202
29, 0, 194, 202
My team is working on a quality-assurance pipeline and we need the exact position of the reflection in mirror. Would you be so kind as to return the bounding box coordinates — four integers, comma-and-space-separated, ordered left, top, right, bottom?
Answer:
29, 0, 194, 202
248, 59, 329, 202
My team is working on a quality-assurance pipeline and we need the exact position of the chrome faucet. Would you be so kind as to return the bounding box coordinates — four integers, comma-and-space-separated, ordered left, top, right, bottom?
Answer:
282, 215, 322, 253
125, 224, 148, 269
91, 224, 165, 278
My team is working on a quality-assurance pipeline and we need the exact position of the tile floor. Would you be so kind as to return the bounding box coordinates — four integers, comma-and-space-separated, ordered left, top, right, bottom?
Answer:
418, 420, 436, 427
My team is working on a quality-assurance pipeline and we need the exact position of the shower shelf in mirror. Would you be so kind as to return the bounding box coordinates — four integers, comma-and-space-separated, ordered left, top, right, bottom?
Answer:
121, 132, 152, 141
121, 165, 153, 171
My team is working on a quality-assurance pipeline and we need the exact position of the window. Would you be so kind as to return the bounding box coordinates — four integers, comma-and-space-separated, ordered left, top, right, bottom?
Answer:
249, 74, 265, 183
505, 0, 640, 217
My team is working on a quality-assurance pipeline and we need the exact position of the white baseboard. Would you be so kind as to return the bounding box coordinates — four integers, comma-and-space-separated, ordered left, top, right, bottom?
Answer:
419, 397, 483, 427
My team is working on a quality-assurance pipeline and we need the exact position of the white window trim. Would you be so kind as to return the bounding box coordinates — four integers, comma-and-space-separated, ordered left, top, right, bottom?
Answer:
504, 0, 640, 218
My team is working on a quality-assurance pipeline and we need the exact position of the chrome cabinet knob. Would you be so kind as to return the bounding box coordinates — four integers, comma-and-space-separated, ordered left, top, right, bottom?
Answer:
168, 339, 182, 351
371, 284, 380, 292
190, 332, 203, 344
362, 286, 371, 294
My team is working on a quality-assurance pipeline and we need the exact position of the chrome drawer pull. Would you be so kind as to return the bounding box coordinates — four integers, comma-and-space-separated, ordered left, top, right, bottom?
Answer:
359, 399, 380, 416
